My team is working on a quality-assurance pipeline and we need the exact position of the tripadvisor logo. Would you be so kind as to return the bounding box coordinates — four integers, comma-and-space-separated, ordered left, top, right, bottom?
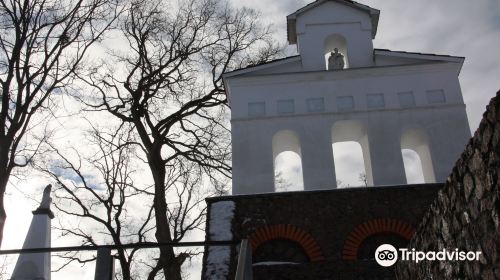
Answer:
375, 244, 398, 267
374, 244, 482, 267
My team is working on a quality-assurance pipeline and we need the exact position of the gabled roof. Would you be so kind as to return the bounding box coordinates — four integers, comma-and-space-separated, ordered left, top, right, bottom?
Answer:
222, 49, 464, 80
287, 0, 380, 44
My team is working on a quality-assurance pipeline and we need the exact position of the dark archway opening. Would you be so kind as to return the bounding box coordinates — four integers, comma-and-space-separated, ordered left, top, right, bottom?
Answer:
253, 239, 310, 264
356, 233, 408, 260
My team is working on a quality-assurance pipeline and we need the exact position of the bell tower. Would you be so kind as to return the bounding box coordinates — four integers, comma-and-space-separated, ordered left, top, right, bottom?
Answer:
224, 0, 471, 195
203, 2, 476, 279
287, 0, 379, 70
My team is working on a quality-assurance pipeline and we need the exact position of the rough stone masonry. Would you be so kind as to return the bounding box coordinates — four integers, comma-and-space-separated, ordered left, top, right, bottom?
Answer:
396, 91, 500, 279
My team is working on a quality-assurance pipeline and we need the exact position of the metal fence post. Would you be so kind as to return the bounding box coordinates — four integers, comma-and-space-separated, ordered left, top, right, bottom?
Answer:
94, 248, 114, 280
235, 239, 253, 280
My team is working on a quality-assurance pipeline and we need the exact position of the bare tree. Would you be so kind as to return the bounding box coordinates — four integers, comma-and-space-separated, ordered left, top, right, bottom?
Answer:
274, 170, 292, 192
75, 0, 280, 278
37, 121, 212, 279
37, 124, 151, 280
0, 0, 121, 245
358, 172, 368, 187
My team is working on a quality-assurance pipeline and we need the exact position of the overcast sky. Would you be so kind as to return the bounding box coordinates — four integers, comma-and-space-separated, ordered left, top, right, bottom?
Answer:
2, 0, 500, 279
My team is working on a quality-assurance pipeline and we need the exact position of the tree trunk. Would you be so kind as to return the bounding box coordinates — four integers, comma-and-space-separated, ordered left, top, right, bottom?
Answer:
113, 235, 131, 280
0, 187, 5, 247
0, 144, 10, 247
149, 152, 183, 280
116, 252, 131, 280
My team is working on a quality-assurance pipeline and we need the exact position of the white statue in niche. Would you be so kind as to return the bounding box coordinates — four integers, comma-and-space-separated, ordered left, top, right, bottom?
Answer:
328, 48, 345, 70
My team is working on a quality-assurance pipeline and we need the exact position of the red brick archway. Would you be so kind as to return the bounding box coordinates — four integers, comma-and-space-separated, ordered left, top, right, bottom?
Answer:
342, 218, 415, 260
248, 224, 325, 262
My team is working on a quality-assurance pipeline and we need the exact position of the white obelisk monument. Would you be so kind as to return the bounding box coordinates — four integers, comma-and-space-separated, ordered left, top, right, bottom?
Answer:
11, 185, 54, 280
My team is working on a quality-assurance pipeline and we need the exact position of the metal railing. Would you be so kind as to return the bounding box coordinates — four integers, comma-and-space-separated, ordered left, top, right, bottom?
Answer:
0, 240, 239, 280
234, 239, 253, 280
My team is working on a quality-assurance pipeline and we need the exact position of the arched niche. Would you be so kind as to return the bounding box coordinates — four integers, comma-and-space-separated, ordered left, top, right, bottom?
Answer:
253, 239, 309, 264
272, 130, 304, 192
400, 128, 435, 183
324, 33, 348, 70
331, 120, 373, 187
248, 224, 325, 262
342, 218, 415, 260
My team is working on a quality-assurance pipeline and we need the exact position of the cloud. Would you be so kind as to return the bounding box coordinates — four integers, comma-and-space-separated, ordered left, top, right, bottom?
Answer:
275, 151, 304, 191
401, 149, 425, 184
332, 141, 366, 187
48, 162, 102, 190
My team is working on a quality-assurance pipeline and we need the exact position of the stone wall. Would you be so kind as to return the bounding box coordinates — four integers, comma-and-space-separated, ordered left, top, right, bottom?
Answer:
253, 260, 394, 280
202, 184, 442, 279
228, 185, 441, 262
396, 91, 500, 279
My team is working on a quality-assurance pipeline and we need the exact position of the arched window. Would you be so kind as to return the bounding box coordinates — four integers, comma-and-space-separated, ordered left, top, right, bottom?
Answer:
400, 129, 435, 183
272, 130, 304, 192
332, 121, 373, 187
324, 34, 348, 70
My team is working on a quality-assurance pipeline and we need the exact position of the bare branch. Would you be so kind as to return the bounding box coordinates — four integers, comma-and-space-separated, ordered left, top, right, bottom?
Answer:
0, 0, 123, 245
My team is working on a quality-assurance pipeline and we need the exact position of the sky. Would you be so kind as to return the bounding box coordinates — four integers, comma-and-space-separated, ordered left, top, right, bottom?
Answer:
2, 0, 500, 279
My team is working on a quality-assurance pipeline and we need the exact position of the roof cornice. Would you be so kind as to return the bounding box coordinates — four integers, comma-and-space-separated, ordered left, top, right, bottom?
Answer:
374, 49, 465, 63
225, 62, 462, 86
222, 55, 301, 78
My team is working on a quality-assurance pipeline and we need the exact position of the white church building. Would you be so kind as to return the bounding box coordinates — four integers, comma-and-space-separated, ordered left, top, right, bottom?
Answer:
224, 0, 471, 194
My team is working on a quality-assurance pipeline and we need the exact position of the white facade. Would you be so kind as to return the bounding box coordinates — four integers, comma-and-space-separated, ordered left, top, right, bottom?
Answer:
224, 0, 471, 194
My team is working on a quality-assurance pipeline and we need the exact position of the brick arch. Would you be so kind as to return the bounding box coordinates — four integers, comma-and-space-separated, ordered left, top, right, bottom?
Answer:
248, 224, 325, 262
342, 218, 415, 260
